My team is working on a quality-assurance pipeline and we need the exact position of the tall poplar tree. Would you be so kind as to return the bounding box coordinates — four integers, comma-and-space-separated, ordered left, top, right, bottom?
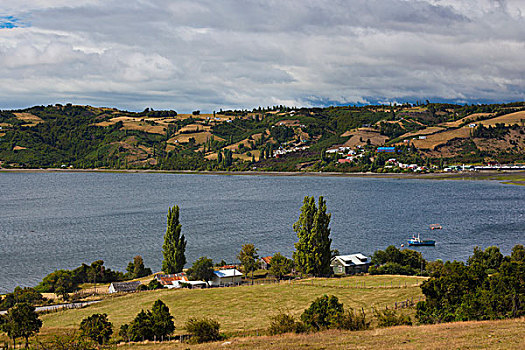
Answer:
293, 196, 332, 277
162, 206, 187, 273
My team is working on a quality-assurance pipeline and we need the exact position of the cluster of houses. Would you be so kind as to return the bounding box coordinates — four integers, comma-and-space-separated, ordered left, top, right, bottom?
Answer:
327, 146, 365, 164
108, 253, 371, 294
384, 158, 430, 172
273, 144, 310, 158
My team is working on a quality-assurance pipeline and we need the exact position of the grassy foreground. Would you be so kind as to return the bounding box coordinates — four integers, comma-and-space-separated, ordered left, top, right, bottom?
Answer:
120, 317, 524, 350
41, 275, 425, 335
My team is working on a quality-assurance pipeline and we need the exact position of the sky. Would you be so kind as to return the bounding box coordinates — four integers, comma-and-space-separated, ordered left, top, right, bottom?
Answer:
0, 0, 524, 112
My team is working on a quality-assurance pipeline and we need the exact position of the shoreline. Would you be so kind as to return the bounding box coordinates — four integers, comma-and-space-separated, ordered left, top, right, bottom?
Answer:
1, 167, 525, 181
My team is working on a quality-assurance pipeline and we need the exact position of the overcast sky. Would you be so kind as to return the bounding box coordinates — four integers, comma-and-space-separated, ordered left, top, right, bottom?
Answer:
1, 0, 524, 112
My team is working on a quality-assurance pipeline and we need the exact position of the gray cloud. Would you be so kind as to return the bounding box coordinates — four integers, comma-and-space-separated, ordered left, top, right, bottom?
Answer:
0, 0, 524, 112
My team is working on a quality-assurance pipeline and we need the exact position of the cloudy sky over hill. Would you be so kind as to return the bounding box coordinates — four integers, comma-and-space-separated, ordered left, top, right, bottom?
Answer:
1, 0, 524, 112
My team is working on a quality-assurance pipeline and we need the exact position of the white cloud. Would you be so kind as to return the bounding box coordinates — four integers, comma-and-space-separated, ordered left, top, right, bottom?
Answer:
0, 0, 524, 111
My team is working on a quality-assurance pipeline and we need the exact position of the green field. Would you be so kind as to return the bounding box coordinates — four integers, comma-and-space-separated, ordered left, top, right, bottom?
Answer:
40, 275, 425, 336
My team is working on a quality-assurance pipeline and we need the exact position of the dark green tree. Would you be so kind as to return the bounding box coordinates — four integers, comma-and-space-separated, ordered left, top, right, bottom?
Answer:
0, 287, 45, 311
3, 302, 42, 348
237, 244, 259, 284
128, 310, 153, 341
162, 206, 187, 273
187, 257, 215, 282
150, 300, 175, 339
79, 313, 113, 345
293, 196, 332, 277
268, 253, 293, 280
511, 244, 525, 263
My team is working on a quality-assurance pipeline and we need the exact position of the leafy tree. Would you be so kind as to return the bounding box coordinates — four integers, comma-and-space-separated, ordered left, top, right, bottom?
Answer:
125, 255, 152, 279
162, 206, 187, 273
237, 243, 259, 284
468, 246, 504, 272
35, 269, 77, 299
300, 295, 344, 331
128, 310, 153, 341
511, 244, 525, 263
150, 300, 175, 339
268, 253, 293, 280
79, 313, 113, 345
0, 287, 45, 311
293, 196, 332, 277
416, 245, 525, 324
123, 299, 174, 342
2, 302, 42, 348
187, 256, 215, 282
370, 245, 426, 275
185, 317, 221, 343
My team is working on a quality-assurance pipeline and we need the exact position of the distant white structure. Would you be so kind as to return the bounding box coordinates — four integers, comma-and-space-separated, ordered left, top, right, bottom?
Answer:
208, 269, 243, 287
168, 280, 208, 289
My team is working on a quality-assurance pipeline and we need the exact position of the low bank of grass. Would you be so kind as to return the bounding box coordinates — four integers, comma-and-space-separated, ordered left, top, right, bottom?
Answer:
93, 317, 525, 350
41, 275, 425, 335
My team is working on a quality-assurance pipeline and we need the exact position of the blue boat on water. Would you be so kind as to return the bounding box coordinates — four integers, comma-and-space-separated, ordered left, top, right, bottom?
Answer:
408, 233, 436, 246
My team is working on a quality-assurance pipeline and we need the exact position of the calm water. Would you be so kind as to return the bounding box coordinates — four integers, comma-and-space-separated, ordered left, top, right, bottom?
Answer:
0, 172, 523, 293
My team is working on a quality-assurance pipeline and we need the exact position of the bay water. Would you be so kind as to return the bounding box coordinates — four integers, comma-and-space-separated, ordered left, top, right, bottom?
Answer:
0, 172, 523, 293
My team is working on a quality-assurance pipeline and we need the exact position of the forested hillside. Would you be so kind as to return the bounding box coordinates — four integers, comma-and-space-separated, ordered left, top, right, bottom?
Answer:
1, 102, 524, 172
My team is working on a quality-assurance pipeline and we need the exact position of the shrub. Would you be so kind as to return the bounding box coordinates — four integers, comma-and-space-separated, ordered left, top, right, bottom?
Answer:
79, 313, 113, 345
267, 313, 306, 335
300, 295, 344, 331
374, 308, 412, 327
147, 279, 163, 290
369, 262, 417, 276
185, 317, 221, 343
336, 308, 370, 331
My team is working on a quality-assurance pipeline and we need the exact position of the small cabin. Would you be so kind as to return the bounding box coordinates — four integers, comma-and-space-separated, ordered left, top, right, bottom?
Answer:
209, 269, 243, 287
108, 281, 141, 294
330, 254, 370, 275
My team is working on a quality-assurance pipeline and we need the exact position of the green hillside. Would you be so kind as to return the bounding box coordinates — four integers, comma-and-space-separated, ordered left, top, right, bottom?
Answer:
1, 102, 524, 172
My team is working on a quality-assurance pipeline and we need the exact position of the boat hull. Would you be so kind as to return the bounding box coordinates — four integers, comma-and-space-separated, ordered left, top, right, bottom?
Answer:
408, 240, 435, 246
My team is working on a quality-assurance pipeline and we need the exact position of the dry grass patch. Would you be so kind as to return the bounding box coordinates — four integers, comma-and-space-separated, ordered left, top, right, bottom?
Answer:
340, 128, 388, 147
441, 113, 492, 128
13, 112, 44, 126
178, 124, 211, 133
399, 126, 446, 139
168, 132, 220, 145
12, 145, 27, 151
95, 117, 166, 134
478, 110, 525, 127
108, 317, 525, 350
412, 127, 471, 150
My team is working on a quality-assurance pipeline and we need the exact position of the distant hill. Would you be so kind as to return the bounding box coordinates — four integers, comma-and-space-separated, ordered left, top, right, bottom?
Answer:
1, 102, 524, 172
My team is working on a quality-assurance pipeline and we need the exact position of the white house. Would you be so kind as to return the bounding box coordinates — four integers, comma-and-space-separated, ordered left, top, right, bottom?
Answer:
330, 254, 370, 275
208, 269, 243, 287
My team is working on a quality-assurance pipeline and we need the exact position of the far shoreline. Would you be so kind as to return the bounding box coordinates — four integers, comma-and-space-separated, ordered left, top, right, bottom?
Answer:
1, 167, 525, 182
